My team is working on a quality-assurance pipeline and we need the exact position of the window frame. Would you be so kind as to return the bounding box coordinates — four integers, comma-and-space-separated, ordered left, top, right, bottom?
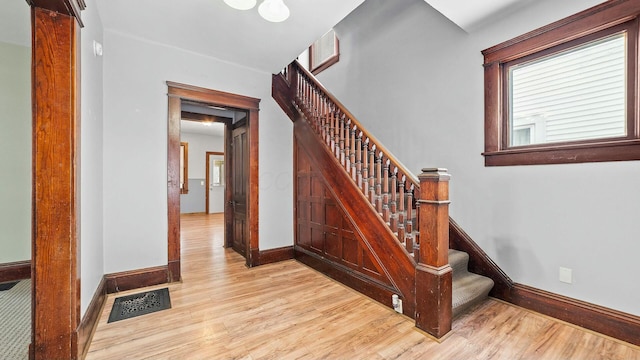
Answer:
482, 0, 640, 166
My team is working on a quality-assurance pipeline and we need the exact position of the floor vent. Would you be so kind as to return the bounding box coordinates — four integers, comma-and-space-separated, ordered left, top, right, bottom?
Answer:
108, 288, 171, 323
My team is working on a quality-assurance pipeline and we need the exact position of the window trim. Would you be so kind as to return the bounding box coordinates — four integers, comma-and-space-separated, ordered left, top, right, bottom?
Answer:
482, 0, 640, 166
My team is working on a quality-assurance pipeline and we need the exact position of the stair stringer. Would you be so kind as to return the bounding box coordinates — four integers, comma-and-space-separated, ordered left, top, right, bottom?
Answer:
294, 117, 417, 317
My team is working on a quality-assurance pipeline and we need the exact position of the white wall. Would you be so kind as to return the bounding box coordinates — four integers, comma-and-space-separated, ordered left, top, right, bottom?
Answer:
80, 0, 105, 316
180, 131, 224, 214
102, 31, 293, 273
318, 0, 639, 316
0, 41, 31, 263
180, 131, 224, 178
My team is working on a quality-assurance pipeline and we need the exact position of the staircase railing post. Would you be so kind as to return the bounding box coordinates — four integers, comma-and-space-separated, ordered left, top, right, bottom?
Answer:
289, 62, 298, 101
415, 168, 452, 338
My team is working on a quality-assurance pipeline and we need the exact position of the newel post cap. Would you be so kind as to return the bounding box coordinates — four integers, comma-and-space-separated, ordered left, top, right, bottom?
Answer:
418, 168, 451, 181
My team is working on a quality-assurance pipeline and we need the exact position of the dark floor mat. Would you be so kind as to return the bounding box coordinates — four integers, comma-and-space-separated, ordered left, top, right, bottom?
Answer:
0, 281, 19, 291
108, 288, 171, 323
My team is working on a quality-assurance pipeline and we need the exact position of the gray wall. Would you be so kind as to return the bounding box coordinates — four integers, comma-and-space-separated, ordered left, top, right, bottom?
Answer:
318, 0, 639, 316
180, 132, 224, 214
80, 0, 105, 316
0, 41, 31, 263
102, 29, 294, 273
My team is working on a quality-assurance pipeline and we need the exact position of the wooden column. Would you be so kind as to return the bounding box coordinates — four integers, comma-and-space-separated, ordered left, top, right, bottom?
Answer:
31, 5, 81, 359
414, 168, 452, 338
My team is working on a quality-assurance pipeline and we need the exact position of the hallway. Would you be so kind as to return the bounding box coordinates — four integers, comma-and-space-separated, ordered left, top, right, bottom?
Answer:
85, 213, 640, 359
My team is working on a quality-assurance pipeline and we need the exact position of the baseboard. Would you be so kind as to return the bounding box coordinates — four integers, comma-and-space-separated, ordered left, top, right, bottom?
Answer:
77, 277, 107, 360
511, 284, 640, 347
295, 247, 398, 311
449, 218, 640, 347
104, 265, 169, 293
258, 246, 294, 265
0, 260, 31, 283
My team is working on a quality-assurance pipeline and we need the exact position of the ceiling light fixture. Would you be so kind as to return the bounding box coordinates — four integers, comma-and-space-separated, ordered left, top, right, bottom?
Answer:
223, 0, 256, 10
258, 0, 290, 23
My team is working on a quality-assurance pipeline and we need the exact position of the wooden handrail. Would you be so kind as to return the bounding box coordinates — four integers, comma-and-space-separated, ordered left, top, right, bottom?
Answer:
290, 60, 419, 188
275, 60, 452, 339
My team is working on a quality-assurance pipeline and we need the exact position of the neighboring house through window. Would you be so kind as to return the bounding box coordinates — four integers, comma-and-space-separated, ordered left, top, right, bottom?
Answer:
482, 1, 640, 166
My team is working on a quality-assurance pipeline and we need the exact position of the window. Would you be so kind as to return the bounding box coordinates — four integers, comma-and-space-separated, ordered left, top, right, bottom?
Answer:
212, 160, 224, 186
482, 1, 640, 166
309, 29, 339, 75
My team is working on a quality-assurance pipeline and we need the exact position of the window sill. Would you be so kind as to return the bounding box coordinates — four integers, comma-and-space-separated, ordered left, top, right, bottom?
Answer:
483, 139, 640, 166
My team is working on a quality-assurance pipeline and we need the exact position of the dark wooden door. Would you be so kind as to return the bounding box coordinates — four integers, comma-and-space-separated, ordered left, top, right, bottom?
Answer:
231, 122, 248, 257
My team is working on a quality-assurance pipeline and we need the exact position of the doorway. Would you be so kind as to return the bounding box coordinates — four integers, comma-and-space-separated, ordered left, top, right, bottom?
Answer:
205, 151, 225, 214
166, 82, 260, 276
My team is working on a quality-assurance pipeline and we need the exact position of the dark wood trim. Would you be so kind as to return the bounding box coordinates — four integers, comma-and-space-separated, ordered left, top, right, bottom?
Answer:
294, 117, 416, 316
104, 266, 169, 294
449, 218, 640, 346
482, 0, 640, 166
167, 96, 182, 282
482, 0, 640, 61
205, 151, 225, 214
484, 139, 640, 166
31, 6, 80, 360
180, 142, 189, 194
77, 278, 106, 360
246, 108, 260, 268
309, 31, 340, 75
181, 111, 231, 123
449, 219, 513, 301
27, 0, 85, 26
167, 82, 260, 111
295, 247, 398, 309
257, 246, 294, 265
511, 284, 640, 347
0, 260, 31, 283
167, 82, 260, 271
272, 72, 298, 121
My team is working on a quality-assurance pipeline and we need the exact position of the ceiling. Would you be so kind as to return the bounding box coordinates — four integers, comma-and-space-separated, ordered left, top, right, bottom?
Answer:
181, 120, 225, 137
425, 0, 533, 31
3, 0, 545, 63
95, 0, 366, 74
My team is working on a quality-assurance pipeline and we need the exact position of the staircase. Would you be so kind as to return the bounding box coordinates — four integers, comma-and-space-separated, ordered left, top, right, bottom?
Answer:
450, 249, 494, 317
272, 60, 494, 337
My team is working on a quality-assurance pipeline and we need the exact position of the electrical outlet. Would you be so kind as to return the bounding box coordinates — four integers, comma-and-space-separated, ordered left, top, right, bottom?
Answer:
559, 267, 572, 284
392, 294, 403, 314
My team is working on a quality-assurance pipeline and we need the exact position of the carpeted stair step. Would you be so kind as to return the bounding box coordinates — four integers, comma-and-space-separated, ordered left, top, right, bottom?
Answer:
449, 249, 494, 317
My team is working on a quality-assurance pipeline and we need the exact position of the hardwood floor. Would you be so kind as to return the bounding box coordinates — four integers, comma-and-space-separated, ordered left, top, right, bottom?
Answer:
86, 213, 640, 359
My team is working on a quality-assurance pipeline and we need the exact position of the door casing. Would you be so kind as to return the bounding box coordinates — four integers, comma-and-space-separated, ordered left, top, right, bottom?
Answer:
167, 82, 260, 272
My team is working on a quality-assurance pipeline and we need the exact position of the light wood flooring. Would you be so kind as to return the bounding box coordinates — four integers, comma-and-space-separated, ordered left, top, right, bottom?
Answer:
86, 213, 640, 359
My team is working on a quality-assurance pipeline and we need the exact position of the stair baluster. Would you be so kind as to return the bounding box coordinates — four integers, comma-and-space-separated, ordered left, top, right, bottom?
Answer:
389, 167, 398, 232
375, 152, 383, 214
362, 139, 369, 197
382, 159, 390, 223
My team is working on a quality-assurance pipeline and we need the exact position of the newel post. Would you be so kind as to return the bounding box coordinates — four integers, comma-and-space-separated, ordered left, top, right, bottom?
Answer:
415, 168, 452, 338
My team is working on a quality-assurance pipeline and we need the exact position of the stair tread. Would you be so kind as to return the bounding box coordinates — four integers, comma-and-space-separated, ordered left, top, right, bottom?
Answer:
450, 249, 495, 317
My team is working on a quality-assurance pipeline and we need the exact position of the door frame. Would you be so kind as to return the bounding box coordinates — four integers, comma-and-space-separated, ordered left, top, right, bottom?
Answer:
205, 151, 224, 214
167, 82, 261, 272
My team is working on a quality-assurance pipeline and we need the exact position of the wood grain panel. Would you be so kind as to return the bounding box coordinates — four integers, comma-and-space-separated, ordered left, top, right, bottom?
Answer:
31, 6, 79, 359
0, 260, 31, 283
257, 246, 294, 266
293, 128, 416, 316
